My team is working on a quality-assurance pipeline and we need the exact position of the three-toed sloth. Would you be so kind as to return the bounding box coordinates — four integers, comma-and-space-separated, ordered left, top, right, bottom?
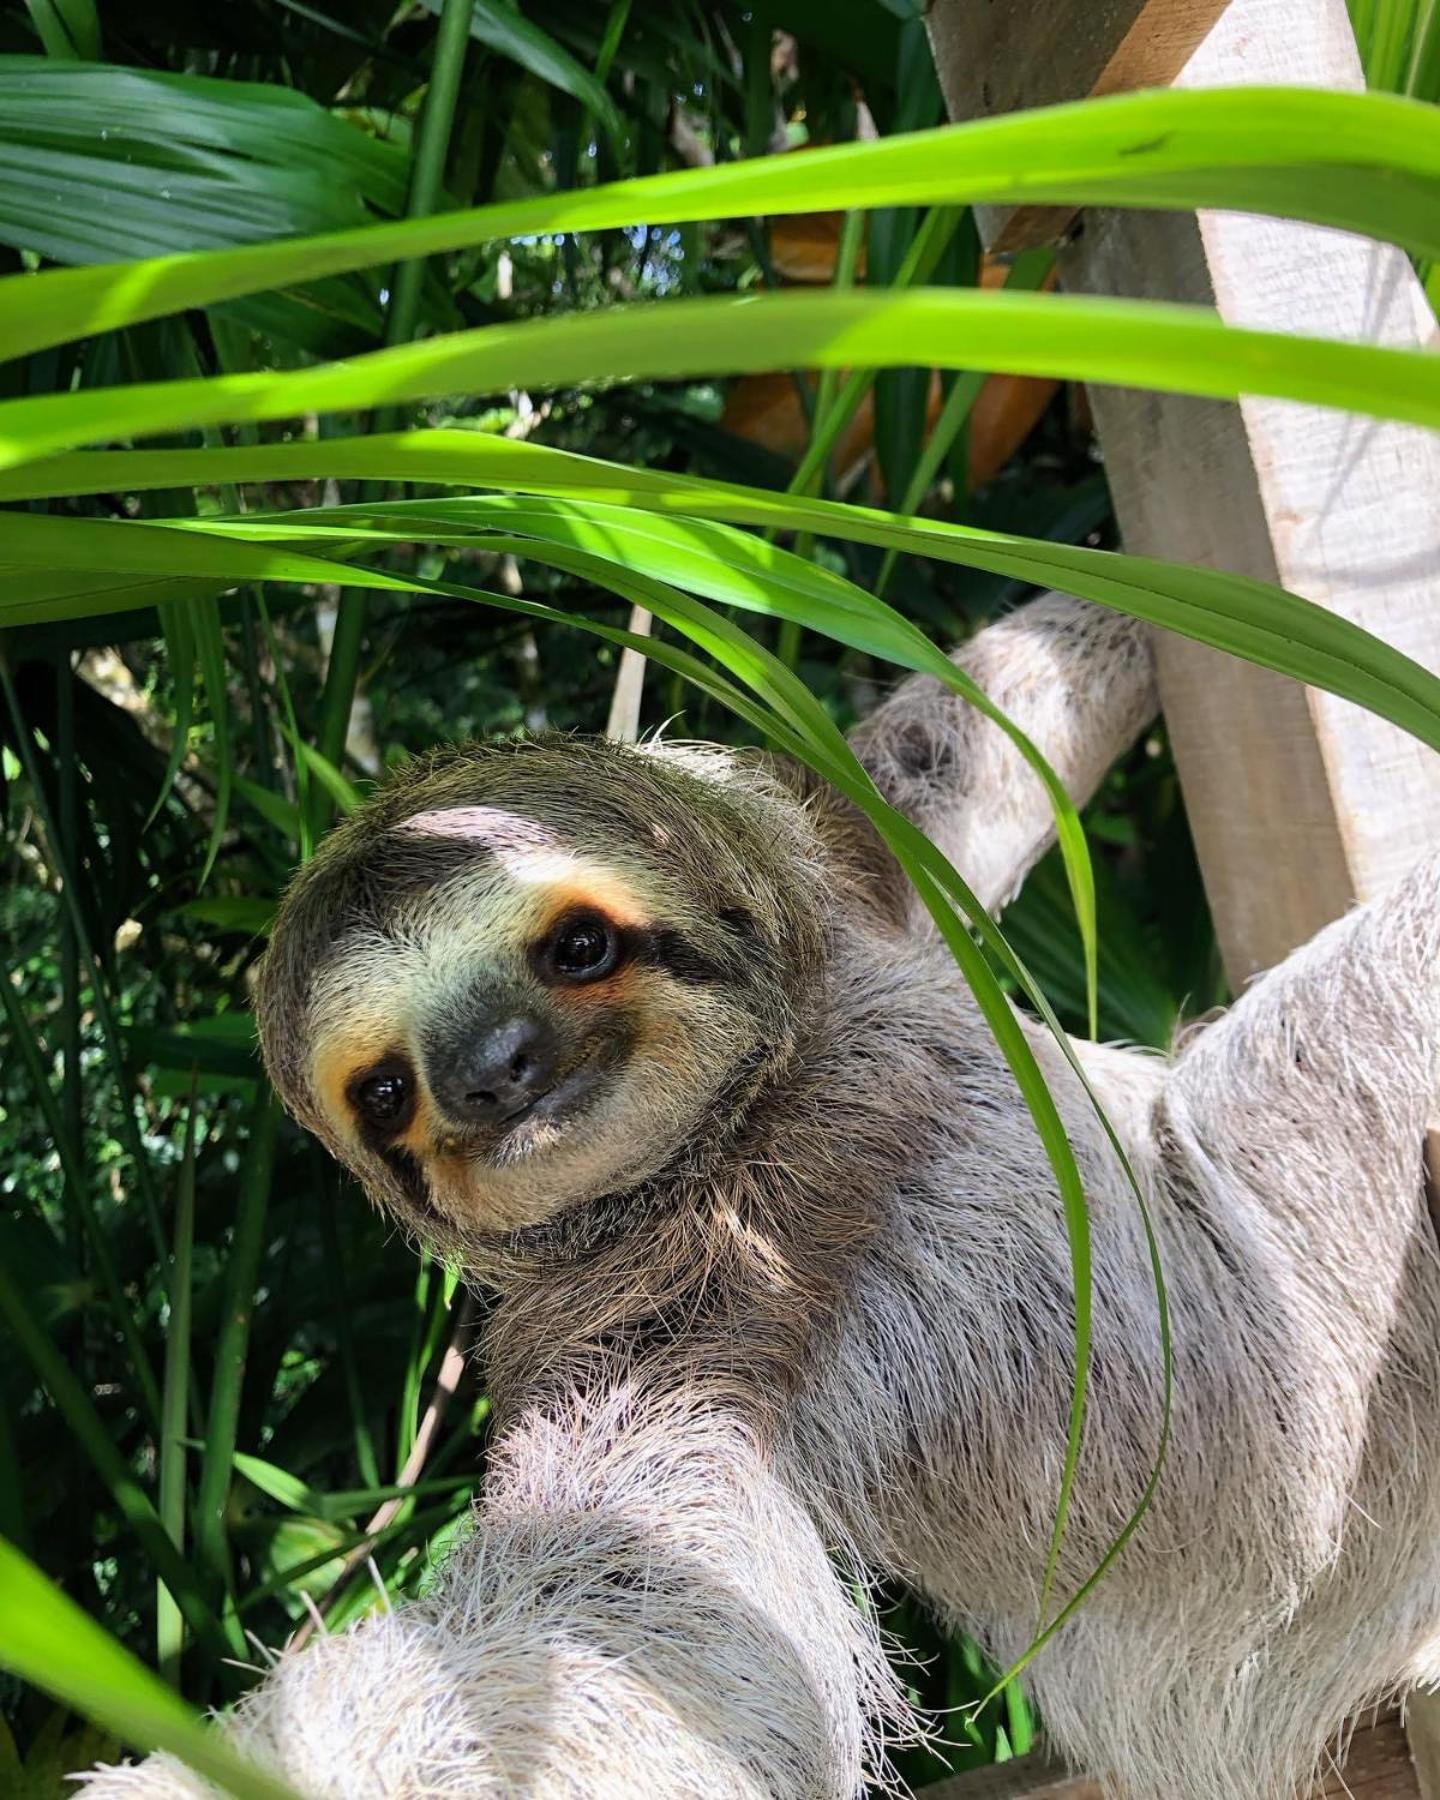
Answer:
87, 595, 1440, 1800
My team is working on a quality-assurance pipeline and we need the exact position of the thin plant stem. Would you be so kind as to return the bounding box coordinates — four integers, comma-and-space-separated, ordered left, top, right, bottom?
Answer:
193, 1087, 280, 1647
314, 0, 474, 828
317, 1169, 381, 1490
157, 1089, 199, 1686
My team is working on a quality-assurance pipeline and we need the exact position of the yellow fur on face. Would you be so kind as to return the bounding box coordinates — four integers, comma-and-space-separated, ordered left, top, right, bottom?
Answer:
302, 846, 741, 1231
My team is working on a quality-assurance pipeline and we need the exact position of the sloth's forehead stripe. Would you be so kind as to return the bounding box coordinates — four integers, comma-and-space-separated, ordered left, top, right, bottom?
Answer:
397, 805, 560, 851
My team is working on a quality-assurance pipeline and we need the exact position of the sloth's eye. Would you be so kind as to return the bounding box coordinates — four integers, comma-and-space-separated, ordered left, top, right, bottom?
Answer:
548, 912, 619, 981
354, 1065, 412, 1128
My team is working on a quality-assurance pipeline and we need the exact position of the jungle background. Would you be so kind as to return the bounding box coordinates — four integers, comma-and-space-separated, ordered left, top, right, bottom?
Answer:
1, 0, 1433, 1791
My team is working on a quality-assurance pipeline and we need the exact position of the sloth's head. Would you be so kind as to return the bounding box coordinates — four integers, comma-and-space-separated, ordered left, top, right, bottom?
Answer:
256, 736, 827, 1241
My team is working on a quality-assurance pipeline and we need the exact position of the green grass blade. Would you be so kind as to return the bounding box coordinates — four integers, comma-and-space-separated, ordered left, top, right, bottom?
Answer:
0, 86, 1436, 361
289, 736, 364, 815
458, 0, 624, 148
21, 0, 100, 59
232, 1449, 469, 1524
6, 468, 1440, 764
157, 1091, 199, 1686
0, 1536, 303, 1800
2, 287, 1436, 472
0, 1398, 26, 1553
194, 1089, 280, 1644
191, 596, 231, 889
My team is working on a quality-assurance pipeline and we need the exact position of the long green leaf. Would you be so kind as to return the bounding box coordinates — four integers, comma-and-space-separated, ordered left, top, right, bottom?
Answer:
232, 1449, 469, 1524
191, 596, 231, 888
0, 56, 413, 354
0, 1537, 302, 1800
441, 0, 625, 147
6, 453, 1440, 762
0, 86, 1436, 362
21, 0, 100, 60
1, 287, 1437, 473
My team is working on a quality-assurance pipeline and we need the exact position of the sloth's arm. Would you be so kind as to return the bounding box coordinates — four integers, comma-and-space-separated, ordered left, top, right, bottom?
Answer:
81, 1389, 907, 1800
850, 594, 1157, 913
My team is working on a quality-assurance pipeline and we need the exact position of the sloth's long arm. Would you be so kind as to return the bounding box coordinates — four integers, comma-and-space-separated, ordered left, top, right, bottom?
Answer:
81, 1389, 908, 1799
850, 594, 1157, 914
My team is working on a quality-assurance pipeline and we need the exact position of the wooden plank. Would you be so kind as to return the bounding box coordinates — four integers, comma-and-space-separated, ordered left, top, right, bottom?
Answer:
1407, 1694, 1440, 1800
928, 0, 1440, 984
1058, 0, 1440, 986
919, 1751, 1098, 1799
919, 1711, 1419, 1797
926, 0, 1230, 250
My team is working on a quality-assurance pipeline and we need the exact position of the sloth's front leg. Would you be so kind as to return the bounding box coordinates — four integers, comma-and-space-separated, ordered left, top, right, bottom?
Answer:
850, 594, 1157, 916
82, 1388, 908, 1799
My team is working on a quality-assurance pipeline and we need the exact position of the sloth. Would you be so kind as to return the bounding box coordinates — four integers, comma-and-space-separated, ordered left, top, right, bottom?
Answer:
85, 594, 1440, 1800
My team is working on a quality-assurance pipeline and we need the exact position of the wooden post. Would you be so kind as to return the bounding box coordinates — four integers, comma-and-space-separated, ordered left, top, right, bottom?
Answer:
926, 0, 1440, 985
930, 0, 1440, 983
922, 0, 1440, 1788
926, 0, 1232, 252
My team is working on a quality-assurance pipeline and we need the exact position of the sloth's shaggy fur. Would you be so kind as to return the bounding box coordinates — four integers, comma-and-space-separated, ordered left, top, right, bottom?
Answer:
85, 596, 1440, 1800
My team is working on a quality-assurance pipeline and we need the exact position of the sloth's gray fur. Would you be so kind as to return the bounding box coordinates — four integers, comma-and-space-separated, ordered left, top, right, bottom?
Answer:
84, 595, 1440, 1799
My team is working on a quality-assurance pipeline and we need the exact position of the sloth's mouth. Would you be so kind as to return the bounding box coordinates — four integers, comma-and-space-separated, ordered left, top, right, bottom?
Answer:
453, 1057, 606, 1163
498, 1061, 598, 1133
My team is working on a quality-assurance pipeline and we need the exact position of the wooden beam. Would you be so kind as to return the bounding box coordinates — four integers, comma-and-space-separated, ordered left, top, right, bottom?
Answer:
927, 0, 1231, 250
1409, 1695, 1440, 1800
919, 1752, 1098, 1799
927, 0, 1440, 986
1062, 0, 1440, 986
920, 1711, 1420, 1797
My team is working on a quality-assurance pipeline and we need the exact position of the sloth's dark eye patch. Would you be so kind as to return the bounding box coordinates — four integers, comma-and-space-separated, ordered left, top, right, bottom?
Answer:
543, 909, 621, 983
348, 1056, 417, 1141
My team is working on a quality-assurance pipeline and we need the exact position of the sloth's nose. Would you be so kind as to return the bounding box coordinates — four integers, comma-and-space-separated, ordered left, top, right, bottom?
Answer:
428, 1014, 559, 1127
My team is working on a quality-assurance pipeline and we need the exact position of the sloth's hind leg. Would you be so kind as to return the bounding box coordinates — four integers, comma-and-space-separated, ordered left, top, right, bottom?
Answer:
1157, 850, 1440, 1720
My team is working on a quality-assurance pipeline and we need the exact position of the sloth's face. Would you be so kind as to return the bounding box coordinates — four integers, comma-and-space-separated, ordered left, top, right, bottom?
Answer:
257, 738, 824, 1240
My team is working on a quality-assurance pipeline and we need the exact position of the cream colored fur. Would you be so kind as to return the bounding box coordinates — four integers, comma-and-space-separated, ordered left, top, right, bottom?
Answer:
84, 596, 1440, 1799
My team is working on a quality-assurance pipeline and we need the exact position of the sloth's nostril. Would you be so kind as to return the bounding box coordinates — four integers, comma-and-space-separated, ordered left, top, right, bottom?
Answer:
427, 1012, 559, 1128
